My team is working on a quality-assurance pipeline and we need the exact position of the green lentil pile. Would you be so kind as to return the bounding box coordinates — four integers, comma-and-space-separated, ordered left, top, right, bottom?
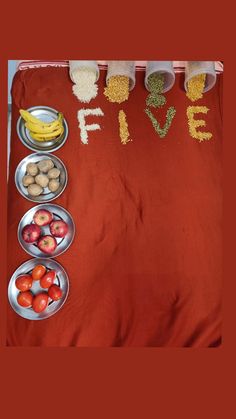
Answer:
144, 71, 176, 138
145, 107, 176, 138
146, 73, 166, 108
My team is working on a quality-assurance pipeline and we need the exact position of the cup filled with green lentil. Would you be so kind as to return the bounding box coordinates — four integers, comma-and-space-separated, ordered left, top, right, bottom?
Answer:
145, 61, 175, 93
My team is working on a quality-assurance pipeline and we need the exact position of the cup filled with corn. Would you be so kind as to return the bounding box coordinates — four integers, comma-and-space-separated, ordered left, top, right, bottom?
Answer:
184, 61, 216, 102
104, 61, 136, 104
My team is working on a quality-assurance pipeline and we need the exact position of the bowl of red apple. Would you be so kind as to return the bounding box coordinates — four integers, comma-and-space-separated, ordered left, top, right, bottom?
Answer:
18, 204, 75, 258
8, 258, 69, 320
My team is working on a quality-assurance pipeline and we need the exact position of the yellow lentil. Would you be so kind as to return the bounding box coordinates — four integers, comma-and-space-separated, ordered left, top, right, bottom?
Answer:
104, 76, 129, 103
118, 110, 131, 144
186, 106, 212, 142
186, 73, 206, 102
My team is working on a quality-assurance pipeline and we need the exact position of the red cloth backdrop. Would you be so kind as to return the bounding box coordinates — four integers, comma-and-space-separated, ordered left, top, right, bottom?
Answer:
7, 68, 223, 346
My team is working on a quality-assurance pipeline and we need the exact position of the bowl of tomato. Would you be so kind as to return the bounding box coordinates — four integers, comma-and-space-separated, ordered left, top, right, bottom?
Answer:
8, 258, 69, 320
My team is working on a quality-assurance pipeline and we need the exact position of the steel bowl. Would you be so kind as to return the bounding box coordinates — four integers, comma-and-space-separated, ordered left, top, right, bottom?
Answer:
17, 106, 68, 152
8, 258, 69, 320
15, 152, 68, 203
18, 204, 75, 258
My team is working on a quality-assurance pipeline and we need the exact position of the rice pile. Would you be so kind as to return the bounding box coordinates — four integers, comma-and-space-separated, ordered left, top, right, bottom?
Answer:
72, 69, 98, 103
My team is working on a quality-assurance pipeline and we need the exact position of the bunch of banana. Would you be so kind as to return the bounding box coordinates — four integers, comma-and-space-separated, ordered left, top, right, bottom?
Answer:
20, 109, 64, 142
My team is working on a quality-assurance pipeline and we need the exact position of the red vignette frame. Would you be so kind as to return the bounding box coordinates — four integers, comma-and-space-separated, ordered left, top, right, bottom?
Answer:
0, 1, 235, 418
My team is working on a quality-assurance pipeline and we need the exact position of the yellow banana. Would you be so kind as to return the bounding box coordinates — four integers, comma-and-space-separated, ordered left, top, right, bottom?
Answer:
57, 113, 63, 124
20, 109, 45, 125
30, 126, 64, 142
25, 120, 61, 134
20, 109, 64, 129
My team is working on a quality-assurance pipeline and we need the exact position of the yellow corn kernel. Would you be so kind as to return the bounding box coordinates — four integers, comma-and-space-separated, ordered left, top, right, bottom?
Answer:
118, 110, 131, 144
104, 76, 129, 103
187, 106, 212, 142
186, 73, 206, 102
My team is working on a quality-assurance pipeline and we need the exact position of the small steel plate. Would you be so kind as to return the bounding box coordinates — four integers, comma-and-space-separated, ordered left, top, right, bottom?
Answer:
15, 152, 68, 203
8, 258, 69, 320
16, 106, 69, 152
18, 204, 75, 258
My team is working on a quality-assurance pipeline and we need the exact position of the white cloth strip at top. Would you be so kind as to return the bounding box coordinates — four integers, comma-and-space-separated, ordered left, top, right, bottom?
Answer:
17, 60, 224, 74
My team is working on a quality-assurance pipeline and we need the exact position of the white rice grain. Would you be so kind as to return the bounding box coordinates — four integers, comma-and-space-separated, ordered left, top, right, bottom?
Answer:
72, 69, 98, 103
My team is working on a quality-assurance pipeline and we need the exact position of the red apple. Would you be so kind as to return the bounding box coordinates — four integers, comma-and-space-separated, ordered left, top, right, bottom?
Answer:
22, 224, 41, 243
37, 235, 57, 254
33, 209, 53, 226
49, 220, 68, 238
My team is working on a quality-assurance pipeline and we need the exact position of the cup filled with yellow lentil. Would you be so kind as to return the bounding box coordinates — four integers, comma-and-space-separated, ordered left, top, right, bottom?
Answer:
104, 61, 136, 104
184, 61, 216, 102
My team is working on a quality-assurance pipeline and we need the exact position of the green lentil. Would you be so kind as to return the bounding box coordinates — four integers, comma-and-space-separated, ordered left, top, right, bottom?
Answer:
146, 73, 166, 108
145, 107, 176, 138
146, 92, 166, 108
147, 73, 165, 93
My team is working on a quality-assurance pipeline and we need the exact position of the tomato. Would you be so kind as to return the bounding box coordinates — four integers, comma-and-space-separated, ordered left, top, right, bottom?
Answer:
32, 293, 49, 313
17, 291, 33, 308
32, 264, 46, 281
48, 285, 63, 301
15, 274, 33, 292
40, 270, 56, 289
